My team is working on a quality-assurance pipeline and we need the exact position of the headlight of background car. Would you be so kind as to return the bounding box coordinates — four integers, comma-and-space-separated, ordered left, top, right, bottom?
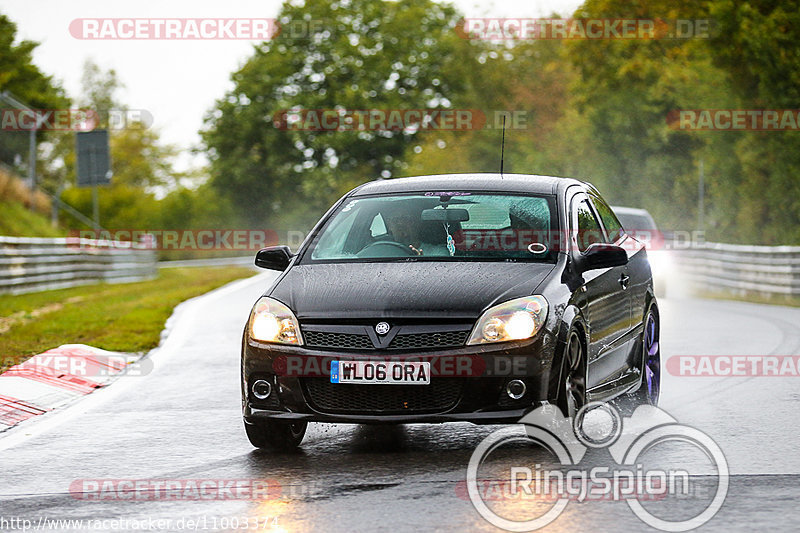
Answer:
467, 295, 548, 345
248, 297, 303, 345
647, 250, 673, 277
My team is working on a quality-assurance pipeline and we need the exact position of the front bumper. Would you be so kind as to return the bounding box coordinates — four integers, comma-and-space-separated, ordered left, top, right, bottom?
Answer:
241, 332, 558, 425
247, 406, 531, 425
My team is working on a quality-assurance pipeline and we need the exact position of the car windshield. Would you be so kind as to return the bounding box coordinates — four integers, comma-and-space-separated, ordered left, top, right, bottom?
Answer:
305, 192, 557, 262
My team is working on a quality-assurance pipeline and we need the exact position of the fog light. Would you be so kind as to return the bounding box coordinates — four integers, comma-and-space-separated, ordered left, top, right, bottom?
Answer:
252, 379, 272, 400
506, 379, 526, 400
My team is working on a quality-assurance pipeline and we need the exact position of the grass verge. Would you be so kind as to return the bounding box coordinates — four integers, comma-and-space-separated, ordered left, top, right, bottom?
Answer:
0, 199, 64, 237
0, 266, 256, 372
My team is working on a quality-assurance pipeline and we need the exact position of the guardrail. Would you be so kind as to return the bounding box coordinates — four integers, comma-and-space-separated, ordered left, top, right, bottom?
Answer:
157, 255, 255, 269
0, 236, 157, 295
676, 242, 800, 298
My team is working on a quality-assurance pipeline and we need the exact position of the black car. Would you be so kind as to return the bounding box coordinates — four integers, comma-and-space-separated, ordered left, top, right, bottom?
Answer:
241, 173, 661, 449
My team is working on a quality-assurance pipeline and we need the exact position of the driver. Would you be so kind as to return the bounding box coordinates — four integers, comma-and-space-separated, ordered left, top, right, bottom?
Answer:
383, 206, 424, 255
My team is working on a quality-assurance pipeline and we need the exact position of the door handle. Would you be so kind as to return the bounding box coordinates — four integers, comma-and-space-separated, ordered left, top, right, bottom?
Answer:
619, 273, 630, 289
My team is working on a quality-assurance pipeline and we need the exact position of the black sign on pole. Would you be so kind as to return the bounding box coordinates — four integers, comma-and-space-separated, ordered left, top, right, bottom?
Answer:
76, 130, 111, 187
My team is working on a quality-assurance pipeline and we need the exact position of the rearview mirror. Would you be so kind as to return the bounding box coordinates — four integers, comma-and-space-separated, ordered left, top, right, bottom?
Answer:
255, 245, 293, 271
574, 243, 628, 273
420, 208, 470, 222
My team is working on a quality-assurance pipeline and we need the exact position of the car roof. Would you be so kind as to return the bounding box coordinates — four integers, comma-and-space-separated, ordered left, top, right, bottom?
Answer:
610, 205, 653, 217
350, 173, 585, 197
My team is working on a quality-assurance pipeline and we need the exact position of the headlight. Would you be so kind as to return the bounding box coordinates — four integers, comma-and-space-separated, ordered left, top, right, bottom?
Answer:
648, 251, 672, 276
467, 295, 548, 345
248, 297, 303, 345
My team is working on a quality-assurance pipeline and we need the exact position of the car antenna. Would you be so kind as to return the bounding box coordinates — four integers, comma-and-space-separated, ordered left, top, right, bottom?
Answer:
499, 115, 506, 179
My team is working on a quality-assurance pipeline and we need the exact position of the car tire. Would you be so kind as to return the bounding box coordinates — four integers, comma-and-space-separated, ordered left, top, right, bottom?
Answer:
557, 328, 587, 419
245, 420, 307, 450
623, 302, 661, 409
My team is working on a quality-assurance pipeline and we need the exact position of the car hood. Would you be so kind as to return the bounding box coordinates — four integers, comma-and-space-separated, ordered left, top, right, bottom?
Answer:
268, 261, 556, 320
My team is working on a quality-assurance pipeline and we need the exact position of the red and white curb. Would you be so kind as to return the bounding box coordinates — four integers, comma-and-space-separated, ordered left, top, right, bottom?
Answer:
0, 344, 141, 431
0, 272, 273, 443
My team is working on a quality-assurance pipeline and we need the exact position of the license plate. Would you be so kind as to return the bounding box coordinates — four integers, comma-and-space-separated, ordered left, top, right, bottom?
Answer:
330, 361, 430, 385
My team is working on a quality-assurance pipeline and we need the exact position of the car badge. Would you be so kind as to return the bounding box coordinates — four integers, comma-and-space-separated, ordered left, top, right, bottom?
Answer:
375, 322, 391, 335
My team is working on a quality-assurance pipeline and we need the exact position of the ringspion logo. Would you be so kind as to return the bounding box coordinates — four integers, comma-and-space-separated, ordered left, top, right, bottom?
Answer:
466, 404, 728, 531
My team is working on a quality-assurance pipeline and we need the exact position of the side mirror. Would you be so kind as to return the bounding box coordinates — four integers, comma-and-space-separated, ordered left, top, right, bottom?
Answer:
255, 245, 293, 271
574, 243, 628, 273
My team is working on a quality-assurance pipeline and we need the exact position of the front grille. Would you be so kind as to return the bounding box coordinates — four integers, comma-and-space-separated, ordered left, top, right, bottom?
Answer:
302, 327, 470, 351
302, 377, 462, 414
304, 330, 374, 350
390, 330, 469, 350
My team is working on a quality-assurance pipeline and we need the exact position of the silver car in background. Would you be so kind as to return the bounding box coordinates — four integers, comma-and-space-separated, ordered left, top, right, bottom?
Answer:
612, 206, 672, 297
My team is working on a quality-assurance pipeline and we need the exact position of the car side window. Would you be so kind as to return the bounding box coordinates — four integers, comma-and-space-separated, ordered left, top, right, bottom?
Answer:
589, 195, 624, 243
575, 199, 607, 252
370, 214, 387, 237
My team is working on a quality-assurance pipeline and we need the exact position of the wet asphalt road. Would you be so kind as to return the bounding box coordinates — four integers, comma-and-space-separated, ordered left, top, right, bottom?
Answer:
2, 272, 800, 532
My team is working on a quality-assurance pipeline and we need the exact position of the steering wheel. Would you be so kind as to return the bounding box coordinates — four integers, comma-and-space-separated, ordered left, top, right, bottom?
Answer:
356, 240, 416, 257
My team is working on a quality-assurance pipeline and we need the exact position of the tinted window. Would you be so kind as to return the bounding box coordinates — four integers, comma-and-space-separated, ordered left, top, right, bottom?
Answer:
590, 195, 624, 242
576, 199, 606, 252
306, 193, 557, 262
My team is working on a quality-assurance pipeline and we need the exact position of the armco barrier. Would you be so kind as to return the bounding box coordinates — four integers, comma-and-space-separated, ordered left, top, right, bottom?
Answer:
0, 236, 157, 295
676, 241, 800, 298
157, 255, 255, 269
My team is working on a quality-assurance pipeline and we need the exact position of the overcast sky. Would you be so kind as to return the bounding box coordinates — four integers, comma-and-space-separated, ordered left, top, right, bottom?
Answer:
1, 0, 583, 170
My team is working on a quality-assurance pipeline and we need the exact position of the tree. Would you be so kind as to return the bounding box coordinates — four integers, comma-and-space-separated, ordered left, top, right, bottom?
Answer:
59, 61, 183, 230
202, 0, 478, 228
0, 14, 68, 109
559, 0, 734, 232
705, 0, 800, 243
405, 38, 580, 179
0, 12, 69, 175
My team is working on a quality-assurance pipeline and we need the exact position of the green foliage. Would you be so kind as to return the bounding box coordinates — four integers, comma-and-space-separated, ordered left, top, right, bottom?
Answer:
60, 183, 162, 231
0, 12, 70, 176
562, 0, 715, 222
6, 1, 800, 245
0, 14, 69, 110
110, 126, 180, 189
705, 0, 800, 243
0, 198, 63, 237
0, 266, 255, 369
202, 0, 475, 228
